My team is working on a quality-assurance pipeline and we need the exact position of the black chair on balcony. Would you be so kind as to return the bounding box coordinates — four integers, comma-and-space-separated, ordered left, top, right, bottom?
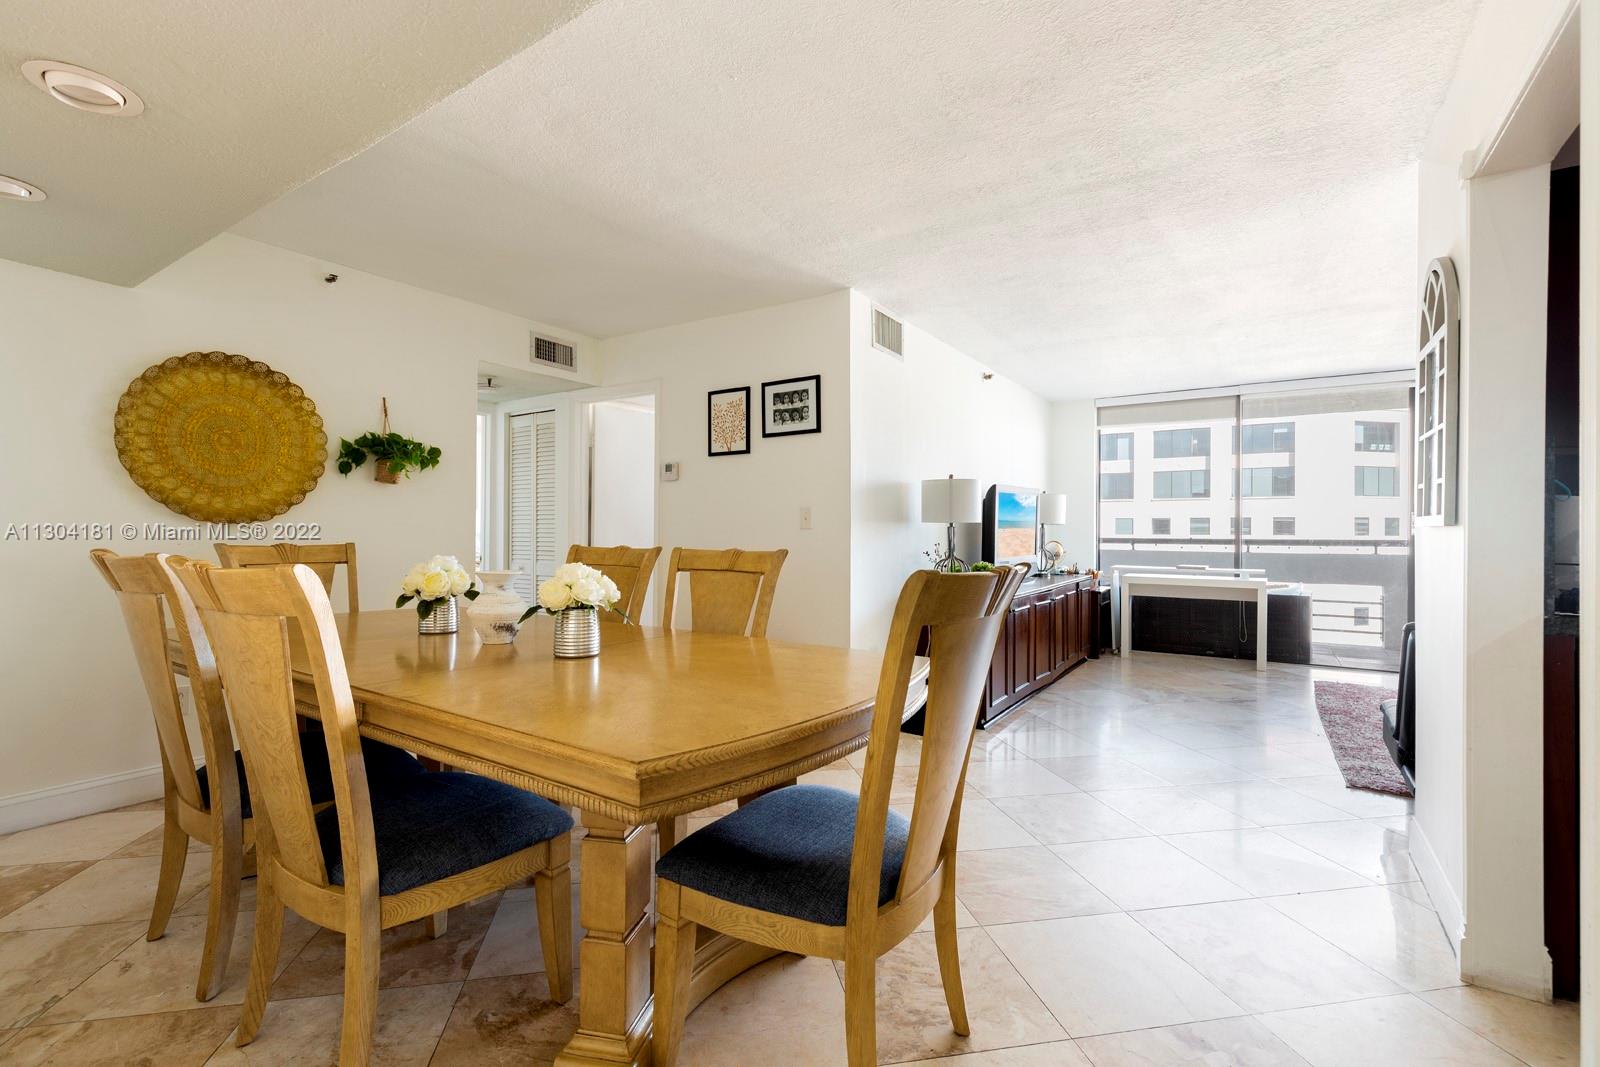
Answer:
1382, 622, 1415, 784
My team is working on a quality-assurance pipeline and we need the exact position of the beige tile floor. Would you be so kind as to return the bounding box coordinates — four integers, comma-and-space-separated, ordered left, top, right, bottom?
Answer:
0, 654, 1579, 1065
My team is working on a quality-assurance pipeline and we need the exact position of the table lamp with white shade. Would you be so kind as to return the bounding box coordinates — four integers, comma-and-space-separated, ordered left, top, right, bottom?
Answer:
1038, 491, 1069, 572
921, 475, 981, 572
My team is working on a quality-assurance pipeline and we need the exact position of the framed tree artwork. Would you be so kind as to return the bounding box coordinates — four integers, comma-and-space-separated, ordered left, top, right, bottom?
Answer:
707, 386, 751, 456
761, 374, 821, 437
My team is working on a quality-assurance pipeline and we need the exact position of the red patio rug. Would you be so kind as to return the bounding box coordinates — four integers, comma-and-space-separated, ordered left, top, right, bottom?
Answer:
1313, 680, 1412, 797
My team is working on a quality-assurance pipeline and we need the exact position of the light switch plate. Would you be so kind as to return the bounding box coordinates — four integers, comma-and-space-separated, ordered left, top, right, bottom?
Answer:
661, 461, 679, 482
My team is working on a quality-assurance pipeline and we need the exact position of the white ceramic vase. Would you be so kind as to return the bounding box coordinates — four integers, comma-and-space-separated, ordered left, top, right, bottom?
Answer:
469, 571, 528, 645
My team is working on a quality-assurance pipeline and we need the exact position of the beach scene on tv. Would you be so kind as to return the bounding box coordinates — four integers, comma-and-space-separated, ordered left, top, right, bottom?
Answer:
996, 490, 1038, 560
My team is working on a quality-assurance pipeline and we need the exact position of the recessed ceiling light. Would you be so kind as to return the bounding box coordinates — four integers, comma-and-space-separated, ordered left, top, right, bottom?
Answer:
0, 175, 46, 202
20, 60, 144, 116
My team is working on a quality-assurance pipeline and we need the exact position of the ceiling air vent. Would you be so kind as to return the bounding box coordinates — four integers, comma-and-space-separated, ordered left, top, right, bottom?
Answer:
531, 334, 576, 370
872, 308, 904, 358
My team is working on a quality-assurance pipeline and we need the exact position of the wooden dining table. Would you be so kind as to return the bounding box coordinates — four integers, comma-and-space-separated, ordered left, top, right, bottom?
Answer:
173, 608, 924, 1067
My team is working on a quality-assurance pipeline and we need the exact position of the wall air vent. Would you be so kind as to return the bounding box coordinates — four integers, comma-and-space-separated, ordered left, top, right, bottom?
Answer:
872, 308, 904, 358
531, 334, 576, 370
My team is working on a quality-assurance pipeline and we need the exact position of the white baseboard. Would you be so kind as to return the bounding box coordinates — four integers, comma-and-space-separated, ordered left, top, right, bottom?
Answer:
1410, 814, 1466, 962
1410, 820, 1555, 1002
1459, 935, 1555, 1002
0, 764, 165, 835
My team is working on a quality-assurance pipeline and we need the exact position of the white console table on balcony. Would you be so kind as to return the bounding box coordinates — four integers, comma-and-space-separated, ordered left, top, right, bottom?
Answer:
1107, 565, 1267, 654
1119, 573, 1278, 670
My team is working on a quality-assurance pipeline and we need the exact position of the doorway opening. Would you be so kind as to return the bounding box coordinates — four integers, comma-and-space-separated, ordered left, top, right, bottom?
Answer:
583, 393, 658, 618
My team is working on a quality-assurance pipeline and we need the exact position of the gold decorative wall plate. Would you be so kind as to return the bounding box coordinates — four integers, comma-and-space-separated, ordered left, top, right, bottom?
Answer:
114, 352, 327, 522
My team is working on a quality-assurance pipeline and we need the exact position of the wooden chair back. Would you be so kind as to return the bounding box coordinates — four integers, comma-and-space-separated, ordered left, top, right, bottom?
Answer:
565, 544, 662, 623
90, 550, 239, 817
660, 547, 788, 637
178, 561, 373, 896
215, 541, 361, 612
851, 567, 1024, 920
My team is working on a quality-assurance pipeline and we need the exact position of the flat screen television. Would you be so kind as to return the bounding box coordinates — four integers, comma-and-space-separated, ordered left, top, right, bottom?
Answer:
982, 485, 1039, 566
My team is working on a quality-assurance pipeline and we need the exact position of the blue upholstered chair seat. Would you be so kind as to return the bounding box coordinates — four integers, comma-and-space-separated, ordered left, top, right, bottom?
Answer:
315, 772, 574, 896
197, 731, 424, 818
655, 784, 909, 927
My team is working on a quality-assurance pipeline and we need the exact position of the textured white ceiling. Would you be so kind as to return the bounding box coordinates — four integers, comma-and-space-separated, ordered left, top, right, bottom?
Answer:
235, 0, 1478, 399
0, 1, 593, 285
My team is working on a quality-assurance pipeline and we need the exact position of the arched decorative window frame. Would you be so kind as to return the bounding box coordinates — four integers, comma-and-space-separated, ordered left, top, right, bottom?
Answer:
1414, 257, 1460, 526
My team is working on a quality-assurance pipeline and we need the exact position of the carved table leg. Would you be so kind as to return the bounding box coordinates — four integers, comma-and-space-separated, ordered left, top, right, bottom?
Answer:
656, 815, 689, 856
555, 813, 654, 1067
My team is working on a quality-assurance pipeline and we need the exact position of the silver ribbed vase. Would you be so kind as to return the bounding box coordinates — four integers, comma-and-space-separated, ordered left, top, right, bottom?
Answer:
552, 606, 600, 658
417, 596, 458, 635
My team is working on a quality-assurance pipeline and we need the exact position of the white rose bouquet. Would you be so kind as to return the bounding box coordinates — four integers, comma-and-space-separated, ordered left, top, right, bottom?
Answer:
397, 554, 478, 621
522, 561, 626, 623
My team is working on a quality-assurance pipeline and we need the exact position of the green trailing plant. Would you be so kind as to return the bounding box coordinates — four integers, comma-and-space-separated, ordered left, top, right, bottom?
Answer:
337, 432, 442, 478
969, 561, 996, 572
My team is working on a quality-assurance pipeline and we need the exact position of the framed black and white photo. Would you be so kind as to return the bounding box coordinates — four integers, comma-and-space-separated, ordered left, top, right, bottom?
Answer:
761, 375, 821, 438
707, 386, 751, 456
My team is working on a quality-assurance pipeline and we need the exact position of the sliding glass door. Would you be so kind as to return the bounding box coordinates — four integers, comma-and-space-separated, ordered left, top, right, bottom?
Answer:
1097, 394, 1238, 570
1097, 380, 1412, 670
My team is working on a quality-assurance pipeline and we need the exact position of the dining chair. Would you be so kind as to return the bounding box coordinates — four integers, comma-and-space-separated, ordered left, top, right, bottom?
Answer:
659, 547, 788, 636
564, 543, 662, 623
177, 560, 575, 1064
651, 565, 1025, 1067
215, 541, 361, 612
655, 546, 791, 848
90, 549, 427, 1002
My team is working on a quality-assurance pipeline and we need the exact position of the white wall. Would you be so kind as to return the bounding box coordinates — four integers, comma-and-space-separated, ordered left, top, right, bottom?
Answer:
848, 292, 1051, 650
1047, 400, 1098, 568
1460, 167, 1553, 995
0, 233, 594, 830
1411, 0, 1574, 1000
598, 292, 853, 646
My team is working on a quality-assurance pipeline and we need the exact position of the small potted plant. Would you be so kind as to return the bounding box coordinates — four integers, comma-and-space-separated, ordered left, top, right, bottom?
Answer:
397, 555, 477, 634
523, 563, 627, 658
337, 432, 442, 483
337, 398, 442, 483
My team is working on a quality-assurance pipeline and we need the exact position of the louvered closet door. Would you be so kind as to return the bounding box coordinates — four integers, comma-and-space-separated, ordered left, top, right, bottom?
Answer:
507, 410, 560, 601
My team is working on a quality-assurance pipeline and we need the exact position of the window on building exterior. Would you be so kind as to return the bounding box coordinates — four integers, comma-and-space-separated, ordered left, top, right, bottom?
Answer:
1113, 517, 1133, 535
1100, 472, 1133, 499
1355, 466, 1399, 496
1151, 518, 1171, 535
1355, 421, 1398, 453
1273, 517, 1295, 536
1230, 516, 1252, 536
1385, 517, 1401, 537
1100, 433, 1132, 461
1154, 469, 1209, 498
1153, 427, 1211, 458
1354, 606, 1371, 626
1190, 517, 1210, 536
1354, 517, 1370, 536
1236, 422, 1296, 454
1239, 466, 1295, 497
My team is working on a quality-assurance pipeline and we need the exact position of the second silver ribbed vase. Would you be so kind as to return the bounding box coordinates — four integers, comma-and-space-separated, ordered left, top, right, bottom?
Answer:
552, 606, 600, 658
417, 596, 458, 635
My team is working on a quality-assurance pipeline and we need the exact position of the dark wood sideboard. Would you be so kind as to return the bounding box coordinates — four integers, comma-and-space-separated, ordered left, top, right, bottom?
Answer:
981, 573, 1099, 727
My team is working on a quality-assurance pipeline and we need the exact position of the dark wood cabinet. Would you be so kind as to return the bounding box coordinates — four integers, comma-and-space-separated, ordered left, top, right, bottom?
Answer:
1033, 598, 1056, 685
977, 574, 1098, 727
1010, 603, 1034, 699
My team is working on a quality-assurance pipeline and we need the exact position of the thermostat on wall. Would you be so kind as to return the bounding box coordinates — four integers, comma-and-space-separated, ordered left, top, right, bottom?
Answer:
661, 461, 680, 482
